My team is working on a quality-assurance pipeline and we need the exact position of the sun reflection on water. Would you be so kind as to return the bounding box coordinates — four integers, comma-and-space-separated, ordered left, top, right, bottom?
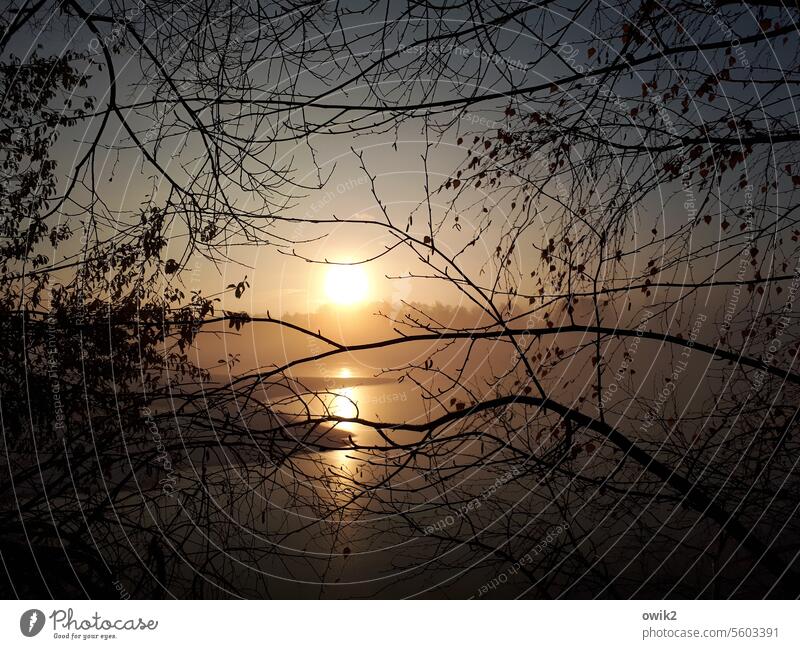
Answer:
327, 387, 359, 433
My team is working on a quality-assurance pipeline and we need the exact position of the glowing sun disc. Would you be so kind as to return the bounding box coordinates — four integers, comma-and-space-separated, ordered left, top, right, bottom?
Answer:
325, 265, 369, 305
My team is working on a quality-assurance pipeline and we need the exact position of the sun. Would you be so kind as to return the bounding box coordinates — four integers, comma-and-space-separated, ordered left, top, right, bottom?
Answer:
324, 264, 369, 305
